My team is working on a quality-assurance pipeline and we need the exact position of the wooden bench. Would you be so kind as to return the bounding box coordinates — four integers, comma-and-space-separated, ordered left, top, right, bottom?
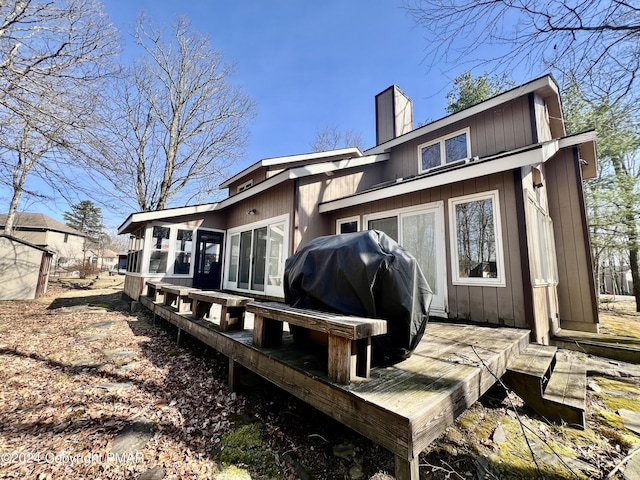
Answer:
188, 291, 254, 331
162, 285, 197, 313
246, 302, 387, 384
146, 280, 173, 303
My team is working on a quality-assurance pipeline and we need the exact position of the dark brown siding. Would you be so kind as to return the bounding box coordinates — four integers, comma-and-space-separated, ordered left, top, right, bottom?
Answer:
226, 183, 294, 230
324, 171, 526, 327
297, 166, 385, 249
383, 96, 533, 182
545, 149, 599, 332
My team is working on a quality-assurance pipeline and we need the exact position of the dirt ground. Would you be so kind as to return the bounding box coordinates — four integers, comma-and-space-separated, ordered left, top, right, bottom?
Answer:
0, 278, 639, 479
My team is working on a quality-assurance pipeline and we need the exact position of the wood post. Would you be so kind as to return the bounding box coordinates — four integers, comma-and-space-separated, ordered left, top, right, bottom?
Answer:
327, 335, 352, 384
228, 358, 242, 392
252, 314, 283, 348
395, 454, 420, 480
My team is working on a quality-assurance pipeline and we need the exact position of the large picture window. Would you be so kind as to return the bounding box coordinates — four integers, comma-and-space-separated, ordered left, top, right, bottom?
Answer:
225, 215, 289, 298
418, 128, 471, 173
148, 226, 170, 274
145, 224, 196, 276
449, 191, 505, 286
127, 229, 145, 274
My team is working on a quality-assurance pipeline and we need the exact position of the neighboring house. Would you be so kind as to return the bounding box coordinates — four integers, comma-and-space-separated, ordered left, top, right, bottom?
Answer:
86, 248, 118, 271
0, 234, 53, 300
118, 75, 599, 344
600, 263, 633, 296
0, 212, 86, 272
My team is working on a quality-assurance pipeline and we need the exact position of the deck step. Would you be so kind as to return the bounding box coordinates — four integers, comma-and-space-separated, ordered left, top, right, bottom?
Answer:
504, 343, 557, 396
542, 350, 586, 427
503, 345, 586, 428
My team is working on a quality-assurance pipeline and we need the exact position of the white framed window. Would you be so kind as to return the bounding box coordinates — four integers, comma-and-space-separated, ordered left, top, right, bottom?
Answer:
363, 202, 448, 316
224, 214, 289, 298
526, 195, 558, 286
449, 190, 505, 286
127, 228, 145, 274
418, 128, 471, 173
144, 224, 196, 276
337, 216, 360, 234
237, 180, 253, 193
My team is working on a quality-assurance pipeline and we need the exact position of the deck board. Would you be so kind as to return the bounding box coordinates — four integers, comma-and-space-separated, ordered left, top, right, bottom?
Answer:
146, 300, 530, 472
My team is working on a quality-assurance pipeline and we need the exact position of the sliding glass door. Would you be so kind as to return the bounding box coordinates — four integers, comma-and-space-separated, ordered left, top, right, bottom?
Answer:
365, 203, 446, 316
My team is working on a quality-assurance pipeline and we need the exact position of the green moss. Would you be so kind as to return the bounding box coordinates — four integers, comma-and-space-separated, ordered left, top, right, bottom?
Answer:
214, 465, 252, 480
487, 418, 590, 480
593, 377, 640, 396
457, 408, 498, 443
217, 423, 278, 476
557, 425, 606, 448
54, 374, 69, 383
598, 394, 640, 412
593, 377, 640, 412
597, 410, 640, 447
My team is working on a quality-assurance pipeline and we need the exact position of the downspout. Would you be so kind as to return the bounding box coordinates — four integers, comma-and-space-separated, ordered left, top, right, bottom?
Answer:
514, 170, 535, 338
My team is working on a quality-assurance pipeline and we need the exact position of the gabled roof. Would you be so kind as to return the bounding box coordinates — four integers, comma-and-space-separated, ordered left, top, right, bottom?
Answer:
366, 75, 564, 155
219, 147, 364, 188
119, 152, 389, 234
0, 212, 84, 237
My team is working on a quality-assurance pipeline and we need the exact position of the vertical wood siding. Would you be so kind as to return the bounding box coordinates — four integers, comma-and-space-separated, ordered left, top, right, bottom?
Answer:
225, 183, 294, 230
297, 166, 385, 249
545, 149, 599, 332
325, 171, 525, 327
382, 96, 533, 182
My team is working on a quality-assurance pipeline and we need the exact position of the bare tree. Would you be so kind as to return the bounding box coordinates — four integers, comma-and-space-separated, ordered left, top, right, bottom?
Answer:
405, 0, 640, 101
310, 125, 364, 152
88, 15, 255, 212
0, 0, 119, 234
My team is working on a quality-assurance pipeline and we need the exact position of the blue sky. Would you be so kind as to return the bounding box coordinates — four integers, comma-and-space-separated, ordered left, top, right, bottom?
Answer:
15, 1, 536, 229
105, 0, 445, 164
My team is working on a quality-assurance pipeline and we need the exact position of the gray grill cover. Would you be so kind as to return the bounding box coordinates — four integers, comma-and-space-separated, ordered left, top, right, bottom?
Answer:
284, 230, 432, 363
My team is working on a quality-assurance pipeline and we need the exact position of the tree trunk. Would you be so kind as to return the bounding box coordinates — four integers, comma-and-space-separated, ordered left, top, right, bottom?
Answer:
3, 189, 21, 235
628, 229, 640, 312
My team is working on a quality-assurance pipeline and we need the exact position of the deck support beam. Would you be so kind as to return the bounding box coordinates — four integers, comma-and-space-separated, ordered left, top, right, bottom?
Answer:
395, 454, 419, 480
229, 358, 242, 392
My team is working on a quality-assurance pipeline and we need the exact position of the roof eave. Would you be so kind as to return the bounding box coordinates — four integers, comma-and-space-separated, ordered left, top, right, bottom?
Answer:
365, 75, 560, 155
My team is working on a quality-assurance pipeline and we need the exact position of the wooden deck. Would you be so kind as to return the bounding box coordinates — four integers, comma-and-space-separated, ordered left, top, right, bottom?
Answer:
139, 294, 530, 479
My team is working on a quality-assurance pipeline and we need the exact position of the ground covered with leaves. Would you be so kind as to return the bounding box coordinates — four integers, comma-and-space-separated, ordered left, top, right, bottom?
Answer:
0, 279, 638, 479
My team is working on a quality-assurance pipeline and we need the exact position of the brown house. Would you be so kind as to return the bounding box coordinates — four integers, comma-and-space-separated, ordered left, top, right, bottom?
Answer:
118, 75, 598, 344
0, 212, 86, 272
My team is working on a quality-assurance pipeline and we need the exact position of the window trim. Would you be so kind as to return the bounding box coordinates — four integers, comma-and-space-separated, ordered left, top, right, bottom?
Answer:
224, 214, 289, 298
362, 202, 448, 316
336, 216, 360, 234
448, 190, 506, 287
418, 127, 471, 174
237, 179, 253, 193
142, 223, 197, 277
